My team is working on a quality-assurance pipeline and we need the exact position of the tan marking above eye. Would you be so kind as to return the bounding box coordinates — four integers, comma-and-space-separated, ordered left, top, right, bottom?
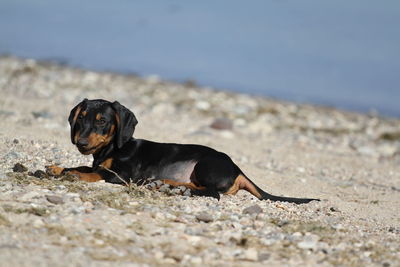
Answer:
82, 111, 87, 116
96, 113, 102, 120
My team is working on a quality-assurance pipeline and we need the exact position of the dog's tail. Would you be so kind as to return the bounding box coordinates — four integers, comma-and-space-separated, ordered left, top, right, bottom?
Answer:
236, 174, 319, 204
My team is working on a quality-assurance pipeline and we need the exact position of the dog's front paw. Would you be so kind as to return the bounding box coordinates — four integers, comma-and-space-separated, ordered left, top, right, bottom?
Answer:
46, 165, 65, 176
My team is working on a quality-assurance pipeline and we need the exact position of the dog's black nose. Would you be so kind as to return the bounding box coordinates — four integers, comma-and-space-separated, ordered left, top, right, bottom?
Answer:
77, 138, 89, 147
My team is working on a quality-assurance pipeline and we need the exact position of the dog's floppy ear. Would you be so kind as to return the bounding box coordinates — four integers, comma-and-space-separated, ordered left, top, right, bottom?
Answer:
112, 101, 138, 149
68, 98, 87, 144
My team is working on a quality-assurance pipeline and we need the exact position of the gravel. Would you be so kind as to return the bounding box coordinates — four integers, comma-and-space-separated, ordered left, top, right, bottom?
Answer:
0, 56, 399, 266
242, 204, 263, 215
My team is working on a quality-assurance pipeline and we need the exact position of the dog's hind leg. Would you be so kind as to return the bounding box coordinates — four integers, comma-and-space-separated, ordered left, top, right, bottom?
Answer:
192, 156, 319, 204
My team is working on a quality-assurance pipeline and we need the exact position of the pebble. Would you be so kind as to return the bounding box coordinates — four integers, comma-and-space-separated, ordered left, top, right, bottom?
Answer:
170, 186, 187, 195
45, 195, 64, 205
188, 256, 202, 265
21, 191, 41, 201
31, 170, 48, 179
226, 231, 243, 245
159, 184, 172, 193
196, 212, 214, 223
242, 248, 259, 261
242, 204, 263, 215
195, 101, 211, 111
146, 180, 163, 190
93, 239, 104, 246
330, 206, 340, 212
6, 151, 21, 160
154, 251, 164, 259
183, 189, 192, 197
31, 110, 53, 119
258, 252, 270, 261
297, 234, 320, 250
185, 227, 204, 236
32, 218, 45, 228
12, 163, 28, 173
218, 131, 235, 139
297, 240, 318, 250
0, 56, 399, 267
70, 206, 85, 215
210, 118, 233, 130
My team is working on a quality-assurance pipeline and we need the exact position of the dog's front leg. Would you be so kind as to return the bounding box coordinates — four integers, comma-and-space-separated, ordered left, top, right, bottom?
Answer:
46, 165, 103, 182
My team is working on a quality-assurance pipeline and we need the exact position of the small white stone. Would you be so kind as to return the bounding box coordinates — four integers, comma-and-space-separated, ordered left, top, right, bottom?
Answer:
32, 218, 44, 228
83, 201, 93, 209
186, 235, 202, 245
297, 167, 305, 173
297, 234, 320, 250
190, 257, 202, 265
163, 258, 176, 264
242, 248, 258, 261
159, 184, 171, 193
154, 251, 164, 259
293, 232, 303, 237
183, 189, 192, 196
21, 191, 41, 201
195, 101, 211, 110
364, 251, 372, 258
94, 239, 104, 246
297, 240, 317, 250
155, 212, 165, 220
219, 131, 234, 139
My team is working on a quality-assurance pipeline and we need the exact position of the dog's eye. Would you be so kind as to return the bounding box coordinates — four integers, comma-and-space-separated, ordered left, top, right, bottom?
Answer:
77, 114, 83, 120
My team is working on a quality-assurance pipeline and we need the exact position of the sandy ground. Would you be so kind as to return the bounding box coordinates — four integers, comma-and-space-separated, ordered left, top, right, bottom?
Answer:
0, 56, 399, 266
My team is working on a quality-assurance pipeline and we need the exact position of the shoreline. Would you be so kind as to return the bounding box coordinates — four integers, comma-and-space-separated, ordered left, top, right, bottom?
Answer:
3, 54, 399, 120
0, 56, 399, 266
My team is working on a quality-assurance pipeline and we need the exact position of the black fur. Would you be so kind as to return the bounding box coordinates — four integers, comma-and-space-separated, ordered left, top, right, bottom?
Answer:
50, 99, 319, 204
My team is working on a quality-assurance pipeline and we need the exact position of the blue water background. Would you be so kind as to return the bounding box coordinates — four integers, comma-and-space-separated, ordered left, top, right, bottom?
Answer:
1, 0, 399, 116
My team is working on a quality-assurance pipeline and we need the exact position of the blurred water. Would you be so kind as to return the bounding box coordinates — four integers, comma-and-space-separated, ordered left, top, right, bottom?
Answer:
0, 0, 399, 116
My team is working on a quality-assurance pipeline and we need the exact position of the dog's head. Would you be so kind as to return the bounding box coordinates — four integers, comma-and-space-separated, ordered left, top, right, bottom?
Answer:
68, 99, 138, 154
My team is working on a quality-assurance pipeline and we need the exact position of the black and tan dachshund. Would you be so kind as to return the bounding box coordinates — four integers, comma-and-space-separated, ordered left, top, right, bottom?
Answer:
46, 99, 319, 204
